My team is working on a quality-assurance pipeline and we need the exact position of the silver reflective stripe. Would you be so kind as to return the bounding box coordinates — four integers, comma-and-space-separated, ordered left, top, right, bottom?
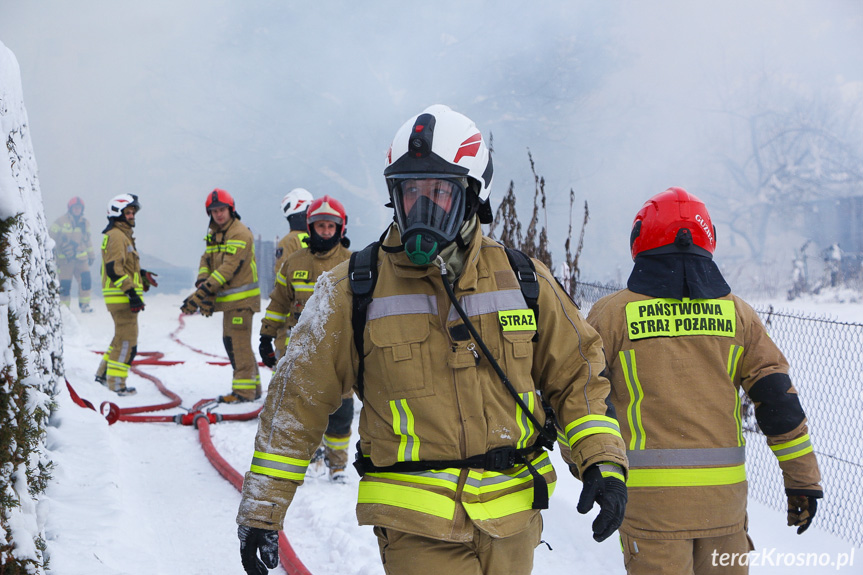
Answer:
393, 400, 417, 461
368, 294, 437, 320
447, 289, 526, 321
627, 447, 746, 468
598, 463, 624, 475
251, 456, 307, 476
773, 439, 812, 459
566, 419, 620, 442
220, 281, 260, 296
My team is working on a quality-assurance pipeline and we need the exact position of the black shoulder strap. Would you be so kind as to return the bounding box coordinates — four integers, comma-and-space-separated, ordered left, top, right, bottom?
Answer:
349, 241, 380, 401
504, 246, 540, 340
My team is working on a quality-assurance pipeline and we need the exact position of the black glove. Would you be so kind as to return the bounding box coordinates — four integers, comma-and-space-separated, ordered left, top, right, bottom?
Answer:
141, 269, 159, 291
238, 525, 279, 575
577, 463, 627, 542
181, 286, 214, 317
259, 335, 276, 368
126, 289, 145, 313
786, 489, 822, 534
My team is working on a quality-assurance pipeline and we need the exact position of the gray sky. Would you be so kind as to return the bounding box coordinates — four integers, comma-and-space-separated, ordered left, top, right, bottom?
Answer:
2, 1, 861, 282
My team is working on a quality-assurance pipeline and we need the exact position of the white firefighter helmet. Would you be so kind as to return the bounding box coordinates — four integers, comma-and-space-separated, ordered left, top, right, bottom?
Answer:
280, 188, 314, 219
106, 194, 140, 219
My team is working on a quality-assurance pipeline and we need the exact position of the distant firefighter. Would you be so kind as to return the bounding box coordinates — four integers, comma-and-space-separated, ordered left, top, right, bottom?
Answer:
49, 196, 95, 312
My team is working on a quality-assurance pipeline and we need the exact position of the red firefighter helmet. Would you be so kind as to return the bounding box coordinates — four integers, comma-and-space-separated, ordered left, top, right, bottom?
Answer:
205, 188, 236, 215
630, 187, 716, 260
306, 195, 347, 237
68, 196, 85, 211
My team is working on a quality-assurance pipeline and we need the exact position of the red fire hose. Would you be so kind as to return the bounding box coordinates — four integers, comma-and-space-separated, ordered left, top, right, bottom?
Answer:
67, 313, 313, 575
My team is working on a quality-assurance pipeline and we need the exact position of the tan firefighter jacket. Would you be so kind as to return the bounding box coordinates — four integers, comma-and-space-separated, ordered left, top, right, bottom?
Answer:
50, 213, 94, 263
261, 243, 352, 341
587, 289, 822, 539
100, 221, 143, 311
238, 224, 628, 542
196, 217, 261, 313
274, 229, 309, 275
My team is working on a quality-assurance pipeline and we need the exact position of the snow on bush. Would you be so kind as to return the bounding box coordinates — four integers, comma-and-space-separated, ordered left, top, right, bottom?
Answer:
0, 40, 63, 573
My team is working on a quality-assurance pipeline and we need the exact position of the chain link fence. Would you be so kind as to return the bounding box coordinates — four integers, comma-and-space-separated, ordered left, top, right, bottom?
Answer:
573, 281, 863, 547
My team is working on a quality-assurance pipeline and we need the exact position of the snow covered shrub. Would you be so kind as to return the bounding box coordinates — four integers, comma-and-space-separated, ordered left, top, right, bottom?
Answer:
1, 41, 62, 574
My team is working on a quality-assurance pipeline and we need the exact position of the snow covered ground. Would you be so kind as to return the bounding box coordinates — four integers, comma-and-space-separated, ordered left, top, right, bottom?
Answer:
47, 293, 862, 574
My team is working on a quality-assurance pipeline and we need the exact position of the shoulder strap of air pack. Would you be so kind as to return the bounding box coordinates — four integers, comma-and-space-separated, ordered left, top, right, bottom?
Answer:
348, 241, 380, 401
504, 246, 540, 340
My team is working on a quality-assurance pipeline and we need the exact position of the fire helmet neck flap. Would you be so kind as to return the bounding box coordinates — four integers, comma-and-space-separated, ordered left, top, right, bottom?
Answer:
384, 104, 493, 265
630, 187, 716, 260
306, 195, 347, 253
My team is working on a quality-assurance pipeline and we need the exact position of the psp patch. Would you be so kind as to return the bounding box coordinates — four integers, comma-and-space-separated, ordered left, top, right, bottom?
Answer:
498, 309, 536, 331
625, 298, 736, 340
293, 270, 310, 280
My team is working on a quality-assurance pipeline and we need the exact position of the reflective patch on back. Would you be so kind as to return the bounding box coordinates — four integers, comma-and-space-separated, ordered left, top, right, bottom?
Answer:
624, 298, 736, 340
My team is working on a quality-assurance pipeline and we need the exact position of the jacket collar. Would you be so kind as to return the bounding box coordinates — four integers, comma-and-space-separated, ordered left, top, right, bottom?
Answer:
384, 222, 484, 291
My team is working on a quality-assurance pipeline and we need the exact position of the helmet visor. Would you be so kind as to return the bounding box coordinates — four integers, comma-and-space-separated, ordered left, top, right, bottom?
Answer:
391, 177, 466, 243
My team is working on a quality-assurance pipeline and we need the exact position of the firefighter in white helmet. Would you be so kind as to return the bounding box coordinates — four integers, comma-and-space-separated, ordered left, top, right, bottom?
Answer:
275, 188, 313, 273
266, 188, 314, 358
587, 188, 823, 574
182, 188, 262, 403
236, 105, 628, 575
259, 195, 353, 481
95, 194, 158, 395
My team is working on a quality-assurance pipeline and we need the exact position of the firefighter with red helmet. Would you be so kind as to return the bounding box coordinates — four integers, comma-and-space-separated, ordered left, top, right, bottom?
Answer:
182, 188, 262, 403
49, 196, 96, 312
259, 195, 353, 481
236, 105, 628, 575
586, 188, 823, 574
95, 194, 158, 395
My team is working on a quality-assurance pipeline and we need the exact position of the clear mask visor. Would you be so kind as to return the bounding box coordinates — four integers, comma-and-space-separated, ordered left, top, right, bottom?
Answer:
392, 177, 467, 242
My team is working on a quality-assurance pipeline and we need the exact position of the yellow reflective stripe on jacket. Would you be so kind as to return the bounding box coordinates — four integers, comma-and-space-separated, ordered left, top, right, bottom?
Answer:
215, 282, 261, 303
211, 270, 227, 285
264, 310, 287, 323
291, 282, 315, 293
770, 434, 814, 462
357, 481, 456, 520
598, 463, 626, 483
516, 392, 536, 449
463, 452, 553, 496
250, 451, 309, 480
365, 469, 461, 491
627, 464, 746, 487
619, 349, 646, 450
727, 345, 745, 446
276, 271, 288, 287
199, 266, 210, 275
564, 414, 622, 448
391, 399, 420, 461
462, 477, 557, 521
624, 297, 736, 340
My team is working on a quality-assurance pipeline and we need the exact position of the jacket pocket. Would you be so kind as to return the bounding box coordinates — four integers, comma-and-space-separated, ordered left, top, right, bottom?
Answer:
500, 330, 536, 393
368, 314, 434, 399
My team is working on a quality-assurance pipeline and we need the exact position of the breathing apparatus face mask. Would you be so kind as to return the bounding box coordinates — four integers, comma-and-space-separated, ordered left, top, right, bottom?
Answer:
391, 177, 467, 266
